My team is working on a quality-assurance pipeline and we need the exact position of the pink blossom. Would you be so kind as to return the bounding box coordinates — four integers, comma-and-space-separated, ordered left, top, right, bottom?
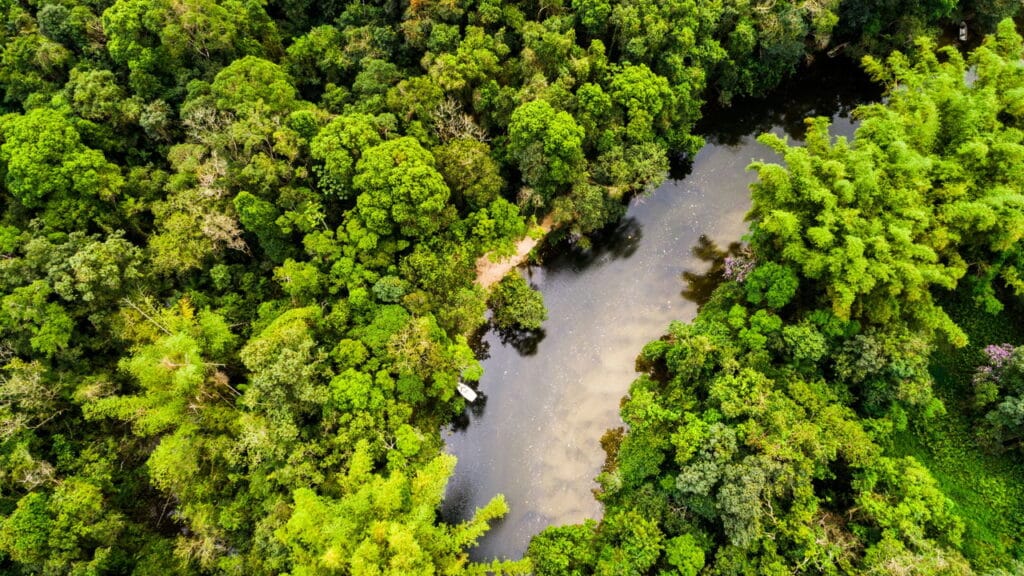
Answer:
723, 252, 755, 282
984, 343, 1015, 368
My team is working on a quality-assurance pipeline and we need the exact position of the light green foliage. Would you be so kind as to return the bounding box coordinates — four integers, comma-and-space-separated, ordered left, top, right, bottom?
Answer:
1, 0, 1022, 571
87, 301, 235, 436
354, 304, 412, 355
102, 0, 169, 95
664, 534, 705, 576
211, 55, 298, 115
892, 293, 1024, 569
608, 64, 675, 146
0, 108, 122, 220
582, 24, 1024, 574
274, 259, 323, 302
854, 456, 965, 549
277, 445, 518, 575
750, 117, 967, 344
747, 25, 1024, 351
528, 522, 599, 575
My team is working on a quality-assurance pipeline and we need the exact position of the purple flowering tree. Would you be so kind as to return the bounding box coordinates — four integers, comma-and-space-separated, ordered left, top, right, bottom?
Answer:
973, 344, 1016, 406
973, 343, 1024, 451
722, 248, 755, 283
984, 344, 1015, 368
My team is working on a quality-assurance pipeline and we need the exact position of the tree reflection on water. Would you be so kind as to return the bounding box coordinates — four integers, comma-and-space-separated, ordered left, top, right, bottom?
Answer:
449, 388, 489, 432
497, 325, 547, 357
681, 235, 745, 306
557, 217, 643, 273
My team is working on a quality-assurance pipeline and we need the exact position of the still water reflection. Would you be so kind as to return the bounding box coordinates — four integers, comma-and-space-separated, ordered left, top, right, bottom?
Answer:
441, 59, 881, 561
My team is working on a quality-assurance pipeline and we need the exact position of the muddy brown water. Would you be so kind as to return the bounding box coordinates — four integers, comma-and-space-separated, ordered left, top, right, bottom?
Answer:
441, 59, 882, 562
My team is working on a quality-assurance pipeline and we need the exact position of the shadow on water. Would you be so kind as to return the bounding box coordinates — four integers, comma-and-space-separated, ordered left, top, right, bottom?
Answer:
497, 326, 547, 357
698, 57, 883, 145
668, 153, 696, 181
439, 464, 477, 520
449, 389, 489, 432
680, 236, 746, 307
541, 217, 643, 275
443, 53, 884, 562
467, 329, 492, 360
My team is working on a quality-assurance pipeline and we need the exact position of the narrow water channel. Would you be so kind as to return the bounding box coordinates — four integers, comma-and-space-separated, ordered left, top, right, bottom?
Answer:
441, 59, 881, 561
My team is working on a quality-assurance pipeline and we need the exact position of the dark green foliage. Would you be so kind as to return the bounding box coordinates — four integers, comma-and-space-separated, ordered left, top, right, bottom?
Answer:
891, 293, 1024, 569
234, 191, 292, 262
528, 522, 599, 576
489, 273, 548, 331
508, 100, 586, 203
0, 0, 1020, 570
434, 139, 504, 211
545, 22, 1024, 576
744, 261, 798, 308
972, 344, 1024, 450
352, 137, 452, 239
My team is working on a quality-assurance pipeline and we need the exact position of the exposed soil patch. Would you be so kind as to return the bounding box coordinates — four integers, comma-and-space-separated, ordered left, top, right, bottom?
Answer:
475, 216, 554, 288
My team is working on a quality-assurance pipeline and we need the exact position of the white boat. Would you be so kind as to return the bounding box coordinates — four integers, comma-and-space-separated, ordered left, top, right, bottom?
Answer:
456, 382, 478, 402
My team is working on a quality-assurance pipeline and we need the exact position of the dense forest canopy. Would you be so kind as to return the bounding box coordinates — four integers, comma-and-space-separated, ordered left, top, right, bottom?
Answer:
0, 0, 1022, 572
528, 21, 1024, 575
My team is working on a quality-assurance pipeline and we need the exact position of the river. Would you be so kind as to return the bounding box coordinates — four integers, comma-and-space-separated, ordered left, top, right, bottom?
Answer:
441, 59, 881, 561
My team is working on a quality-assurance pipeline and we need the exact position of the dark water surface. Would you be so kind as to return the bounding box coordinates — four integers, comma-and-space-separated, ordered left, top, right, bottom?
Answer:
441, 59, 881, 561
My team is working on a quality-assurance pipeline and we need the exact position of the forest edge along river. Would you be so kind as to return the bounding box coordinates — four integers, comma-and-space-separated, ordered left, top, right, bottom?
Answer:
441, 59, 883, 562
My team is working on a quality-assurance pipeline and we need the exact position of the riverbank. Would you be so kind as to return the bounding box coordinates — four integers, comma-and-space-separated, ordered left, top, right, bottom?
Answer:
443, 55, 879, 562
475, 216, 554, 288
